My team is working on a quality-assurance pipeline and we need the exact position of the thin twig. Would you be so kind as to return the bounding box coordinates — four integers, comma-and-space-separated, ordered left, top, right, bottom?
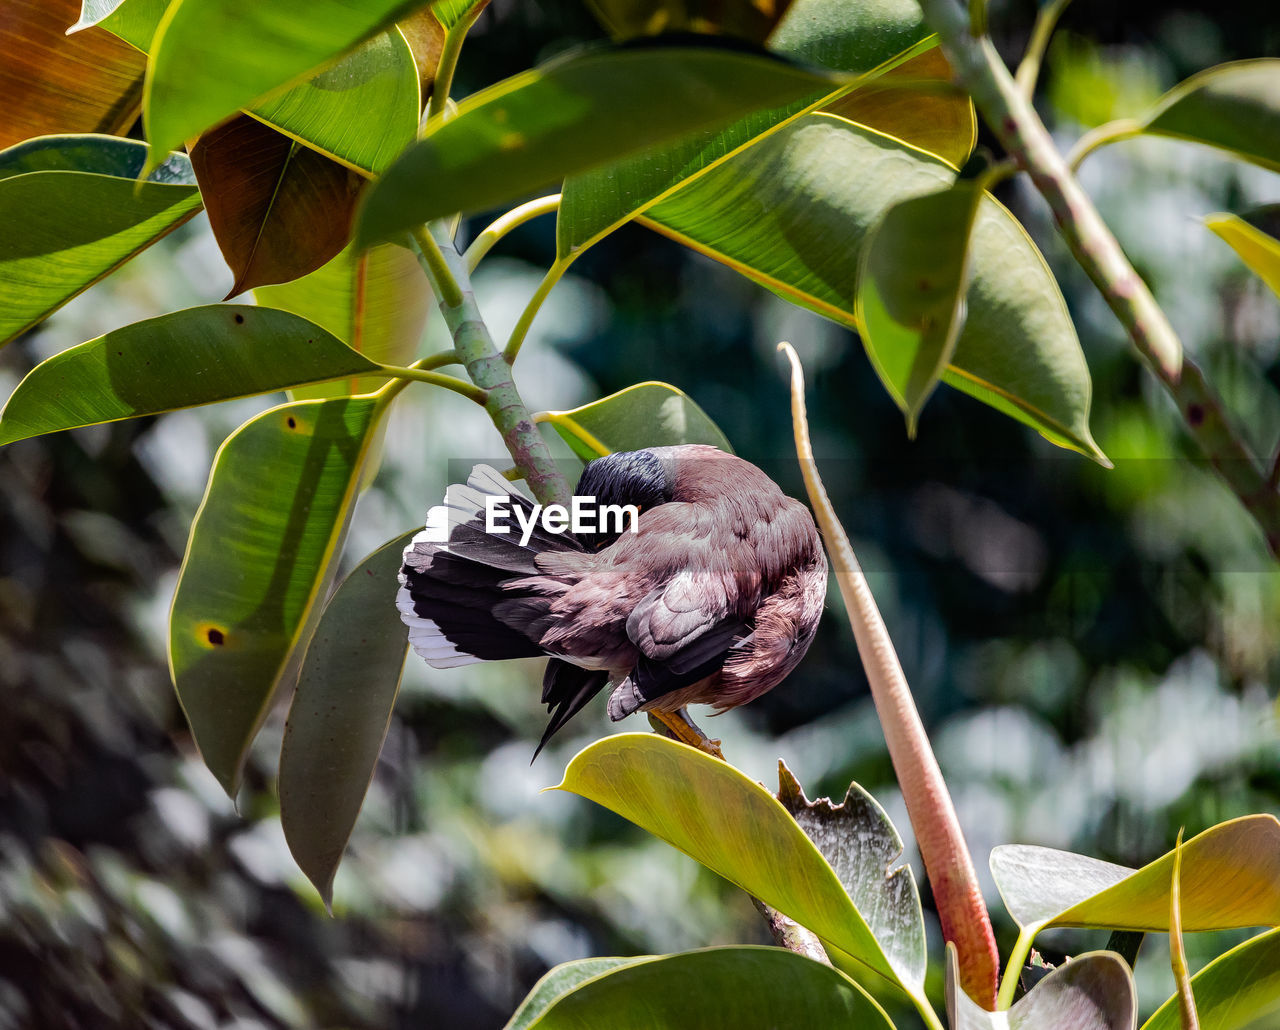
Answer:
1014, 0, 1072, 99
749, 898, 832, 965
427, 3, 486, 124
505, 259, 570, 364
464, 194, 562, 272
1065, 118, 1143, 172
376, 364, 489, 403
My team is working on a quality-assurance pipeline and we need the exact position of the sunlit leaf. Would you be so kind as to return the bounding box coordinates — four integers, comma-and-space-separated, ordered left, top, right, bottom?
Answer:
1, 0, 144, 149
1141, 927, 1280, 1030
524, 947, 893, 1029
1143, 59, 1280, 172
1205, 209, 1280, 300
433, 0, 490, 31
0, 134, 200, 345
280, 531, 412, 907
169, 394, 388, 797
586, 0, 794, 43
190, 115, 364, 297
857, 181, 981, 435
143, 0, 433, 166
356, 44, 846, 245
539, 382, 732, 461
990, 815, 1280, 935
397, 8, 447, 103
768, 0, 928, 73
553, 734, 931, 1010
72, 0, 171, 51
946, 945, 1136, 1030
0, 305, 381, 445
504, 957, 642, 1030
640, 115, 1105, 461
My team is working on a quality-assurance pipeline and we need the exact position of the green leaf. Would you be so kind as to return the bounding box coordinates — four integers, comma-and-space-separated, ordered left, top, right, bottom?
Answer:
946, 945, 1135, 1030
538, 382, 732, 461
255, 242, 433, 400
1205, 209, 1280, 300
433, 0, 488, 31
640, 115, 1106, 461
585, 0, 795, 43
768, 0, 929, 73
0, 305, 382, 446
523, 947, 894, 1029
505, 957, 643, 1030
169, 394, 388, 797
279, 531, 411, 907
775, 762, 926, 994
1143, 59, 1280, 172
356, 44, 846, 245
0, 135, 201, 346
250, 29, 420, 175
72, 0, 172, 51
143, 0, 431, 166
553, 734, 932, 1013
857, 181, 981, 435
1141, 927, 1280, 1030
190, 115, 364, 297
990, 815, 1280, 936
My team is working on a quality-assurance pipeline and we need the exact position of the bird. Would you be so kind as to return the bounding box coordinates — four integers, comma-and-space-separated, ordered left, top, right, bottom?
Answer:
396, 444, 828, 757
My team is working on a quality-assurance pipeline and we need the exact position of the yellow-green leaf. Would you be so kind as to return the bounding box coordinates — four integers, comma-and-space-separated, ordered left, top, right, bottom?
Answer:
1205, 209, 1280, 300
1141, 927, 1280, 1030
72, 0, 171, 52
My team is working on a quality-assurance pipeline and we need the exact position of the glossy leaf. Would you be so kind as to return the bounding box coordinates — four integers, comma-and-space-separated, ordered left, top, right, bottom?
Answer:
72, 0, 171, 51
946, 946, 1136, 1030
1205, 210, 1280, 300
251, 30, 420, 175
0, 135, 200, 345
768, 0, 928, 73
990, 815, 1280, 935
505, 957, 641, 1030
857, 181, 981, 435
143, 0, 433, 165
356, 45, 846, 245
280, 531, 412, 907
821, 46, 975, 168
433, 0, 490, 31
1142, 927, 1280, 1030
586, 0, 794, 43
640, 115, 1106, 461
169, 394, 387, 797
523, 947, 893, 1029
775, 762, 926, 992
554, 734, 930, 1006
0, 305, 381, 446
1, 0, 144, 149
190, 115, 364, 297
1143, 59, 1280, 172
539, 382, 732, 461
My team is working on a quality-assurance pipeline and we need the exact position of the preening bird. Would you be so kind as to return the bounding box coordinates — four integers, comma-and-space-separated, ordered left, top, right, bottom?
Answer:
396, 444, 828, 756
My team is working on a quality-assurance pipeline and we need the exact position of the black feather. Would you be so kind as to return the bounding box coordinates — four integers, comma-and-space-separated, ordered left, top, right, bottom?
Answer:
535, 659, 610, 759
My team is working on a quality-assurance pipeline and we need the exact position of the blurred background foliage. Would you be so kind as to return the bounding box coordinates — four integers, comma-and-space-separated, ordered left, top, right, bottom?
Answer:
2, 1, 1279, 1027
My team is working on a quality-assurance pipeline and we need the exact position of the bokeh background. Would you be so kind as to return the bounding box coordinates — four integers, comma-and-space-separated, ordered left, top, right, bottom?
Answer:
2, 1, 1279, 1027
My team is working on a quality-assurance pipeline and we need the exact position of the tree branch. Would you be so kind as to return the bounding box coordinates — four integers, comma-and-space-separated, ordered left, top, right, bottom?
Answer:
749, 898, 831, 966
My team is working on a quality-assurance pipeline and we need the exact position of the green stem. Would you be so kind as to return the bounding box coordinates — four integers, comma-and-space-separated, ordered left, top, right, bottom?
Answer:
412, 222, 571, 508
917, 0, 1280, 558
427, 4, 485, 124
1014, 0, 1072, 98
376, 364, 488, 403
504, 258, 570, 364
996, 925, 1037, 1009
464, 194, 562, 272
1065, 118, 1143, 171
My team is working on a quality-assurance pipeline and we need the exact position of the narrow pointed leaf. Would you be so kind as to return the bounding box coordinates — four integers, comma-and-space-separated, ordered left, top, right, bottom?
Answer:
356, 45, 847, 245
0, 135, 200, 345
857, 181, 981, 434
1143, 59, 1280, 172
143, 0, 432, 166
1, 0, 145, 148
250, 30, 420, 175
505, 957, 642, 1030
72, 0, 171, 51
280, 531, 412, 906
990, 815, 1280, 935
539, 382, 732, 461
586, 0, 795, 43
524, 947, 893, 1030
946, 946, 1136, 1030
554, 734, 929, 1004
1205, 209, 1280, 300
640, 115, 1106, 461
169, 394, 387, 797
1141, 927, 1280, 1030
190, 115, 364, 297
0, 305, 381, 445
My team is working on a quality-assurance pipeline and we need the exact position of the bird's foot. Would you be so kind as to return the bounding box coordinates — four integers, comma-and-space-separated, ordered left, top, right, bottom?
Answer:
647, 708, 724, 761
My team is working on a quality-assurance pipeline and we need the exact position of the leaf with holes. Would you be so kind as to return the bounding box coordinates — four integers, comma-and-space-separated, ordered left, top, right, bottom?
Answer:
191, 115, 364, 297
1205, 208, 1280, 300
539, 382, 732, 461
0, 134, 200, 345
0, 306, 382, 446
169, 394, 389, 797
